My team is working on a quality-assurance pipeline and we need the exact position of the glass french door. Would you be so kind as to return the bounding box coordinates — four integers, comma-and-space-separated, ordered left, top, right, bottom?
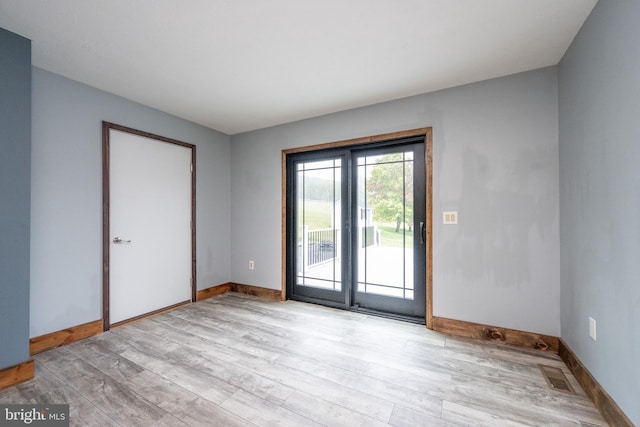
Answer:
287, 138, 426, 321
288, 153, 348, 304
352, 143, 426, 318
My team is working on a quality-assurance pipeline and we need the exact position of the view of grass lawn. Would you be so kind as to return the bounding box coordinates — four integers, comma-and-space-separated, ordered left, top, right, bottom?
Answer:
298, 200, 333, 239
299, 200, 413, 248
377, 224, 413, 248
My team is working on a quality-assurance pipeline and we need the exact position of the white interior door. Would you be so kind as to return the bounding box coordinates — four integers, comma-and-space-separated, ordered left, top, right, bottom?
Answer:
109, 129, 193, 325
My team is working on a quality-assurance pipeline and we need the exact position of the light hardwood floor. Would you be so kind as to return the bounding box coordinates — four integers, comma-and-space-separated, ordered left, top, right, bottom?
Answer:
0, 293, 607, 426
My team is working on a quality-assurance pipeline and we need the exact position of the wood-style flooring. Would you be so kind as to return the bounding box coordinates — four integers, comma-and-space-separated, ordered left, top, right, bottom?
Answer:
0, 293, 607, 426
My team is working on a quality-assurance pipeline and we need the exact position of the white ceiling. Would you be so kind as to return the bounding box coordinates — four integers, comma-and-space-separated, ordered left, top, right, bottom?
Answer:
0, 1, 597, 135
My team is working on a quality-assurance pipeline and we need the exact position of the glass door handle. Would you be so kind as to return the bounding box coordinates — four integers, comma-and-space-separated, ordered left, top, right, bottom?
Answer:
113, 236, 132, 244
420, 222, 426, 244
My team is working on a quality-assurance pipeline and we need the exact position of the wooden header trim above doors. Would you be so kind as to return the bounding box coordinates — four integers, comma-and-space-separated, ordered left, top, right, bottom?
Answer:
282, 127, 432, 155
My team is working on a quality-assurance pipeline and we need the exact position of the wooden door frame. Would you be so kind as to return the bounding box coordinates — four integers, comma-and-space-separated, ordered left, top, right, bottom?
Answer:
102, 121, 197, 332
281, 127, 433, 328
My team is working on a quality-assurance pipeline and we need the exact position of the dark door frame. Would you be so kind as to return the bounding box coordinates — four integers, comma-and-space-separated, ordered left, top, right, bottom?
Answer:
285, 151, 350, 307
101, 121, 197, 331
281, 127, 433, 328
350, 141, 426, 319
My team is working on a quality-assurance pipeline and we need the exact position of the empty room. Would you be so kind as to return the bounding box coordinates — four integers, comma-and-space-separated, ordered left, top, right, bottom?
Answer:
0, 1, 638, 426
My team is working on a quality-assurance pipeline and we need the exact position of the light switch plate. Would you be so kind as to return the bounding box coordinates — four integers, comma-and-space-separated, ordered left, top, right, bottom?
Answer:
443, 211, 458, 225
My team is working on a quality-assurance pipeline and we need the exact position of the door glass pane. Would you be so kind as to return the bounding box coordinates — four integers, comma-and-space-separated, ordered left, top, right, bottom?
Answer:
356, 151, 414, 299
296, 159, 342, 291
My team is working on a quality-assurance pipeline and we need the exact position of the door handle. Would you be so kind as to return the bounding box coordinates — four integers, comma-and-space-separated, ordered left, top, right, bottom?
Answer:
113, 237, 132, 244
420, 222, 426, 244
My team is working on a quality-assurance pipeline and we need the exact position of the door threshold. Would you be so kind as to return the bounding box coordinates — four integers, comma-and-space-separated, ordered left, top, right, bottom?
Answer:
350, 306, 425, 325
289, 296, 426, 325
108, 300, 191, 330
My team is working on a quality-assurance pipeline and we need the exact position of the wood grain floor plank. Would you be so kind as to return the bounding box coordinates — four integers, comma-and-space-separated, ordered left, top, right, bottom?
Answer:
62, 336, 252, 426
158, 302, 424, 423
0, 360, 66, 403
388, 404, 450, 427
0, 384, 30, 404
123, 371, 251, 427
165, 345, 295, 405
32, 383, 120, 427
201, 295, 606, 426
198, 298, 455, 385
273, 349, 444, 417
0, 293, 607, 426
175, 327, 398, 424
144, 314, 283, 364
36, 347, 170, 427
192, 299, 431, 381
444, 336, 565, 368
444, 377, 606, 426
117, 346, 239, 406
130, 316, 243, 365
283, 390, 389, 427
448, 372, 607, 426
442, 400, 535, 427
221, 389, 322, 427
65, 338, 145, 383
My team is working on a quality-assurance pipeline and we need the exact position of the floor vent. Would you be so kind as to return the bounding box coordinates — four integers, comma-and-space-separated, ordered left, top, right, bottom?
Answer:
539, 364, 575, 394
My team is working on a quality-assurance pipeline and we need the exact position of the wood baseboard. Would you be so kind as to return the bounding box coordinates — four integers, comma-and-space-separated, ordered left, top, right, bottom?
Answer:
30, 319, 103, 355
196, 282, 233, 301
197, 282, 283, 302
231, 283, 283, 301
0, 360, 34, 390
110, 300, 191, 329
559, 339, 633, 427
432, 316, 559, 353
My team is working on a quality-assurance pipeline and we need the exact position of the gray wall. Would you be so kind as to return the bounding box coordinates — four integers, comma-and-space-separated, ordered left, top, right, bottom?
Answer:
30, 68, 231, 337
0, 28, 31, 369
231, 67, 561, 336
559, 0, 640, 423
